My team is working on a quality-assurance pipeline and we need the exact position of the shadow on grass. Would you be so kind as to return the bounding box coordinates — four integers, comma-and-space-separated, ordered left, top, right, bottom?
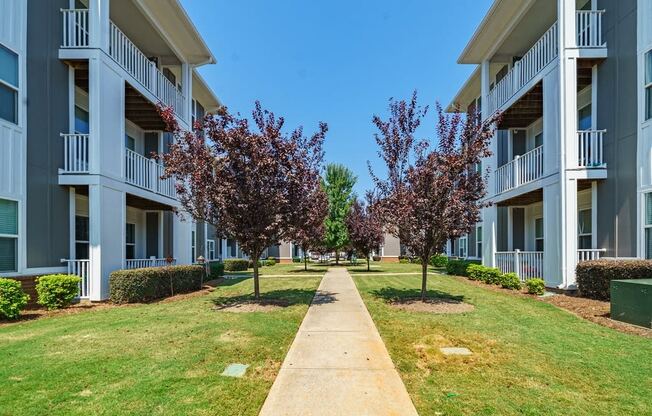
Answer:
370, 287, 465, 304
211, 289, 336, 308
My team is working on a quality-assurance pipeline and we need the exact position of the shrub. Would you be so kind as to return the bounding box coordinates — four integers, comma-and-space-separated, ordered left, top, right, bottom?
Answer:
0, 278, 29, 319
446, 259, 480, 277
410, 257, 422, 264
500, 273, 522, 290
525, 278, 546, 296
399, 258, 410, 264
467, 264, 501, 284
429, 254, 449, 267
467, 264, 484, 281
576, 259, 652, 300
110, 265, 204, 303
264, 259, 276, 267
372, 255, 381, 262
208, 261, 224, 279
267, 257, 277, 263
224, 259, 249, 272
292, 256, 302, 263
247, 259, 262, 269
35, 274, 80, 310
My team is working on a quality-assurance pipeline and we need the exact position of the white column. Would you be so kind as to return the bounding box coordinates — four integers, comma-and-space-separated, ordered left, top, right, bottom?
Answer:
172, 211, 192, 264
180, 63, 192, 124
483, 206, 498, 267
69, 188, 76, 260
221, 239, 228, 260
480, 59, 498, 268
88, 0, 110, 51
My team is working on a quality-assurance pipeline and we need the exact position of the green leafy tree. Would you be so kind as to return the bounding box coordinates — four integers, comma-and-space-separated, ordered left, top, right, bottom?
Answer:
321, 163, 357, 264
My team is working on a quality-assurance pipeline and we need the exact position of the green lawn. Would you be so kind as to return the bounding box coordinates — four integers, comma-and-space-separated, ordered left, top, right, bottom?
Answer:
223, 262, 327, 278
347, 261, 440, 274
0, 273, 323, 416
354, 272, 652, 416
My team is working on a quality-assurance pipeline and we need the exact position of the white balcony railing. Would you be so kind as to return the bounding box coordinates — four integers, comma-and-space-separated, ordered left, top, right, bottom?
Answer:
61, 9, 89, 47
61, 133, 90, 173
61, 259, 91, 298
577, 10, 605, 48
577, 130, 606, 168
495, 250, 544, 282
495, 145, 544, 194
125, 258, 176, 270
125, 148, 176, 199
487, 23, 558, 114
60, 10, 186, 118
577, 249, 606, 262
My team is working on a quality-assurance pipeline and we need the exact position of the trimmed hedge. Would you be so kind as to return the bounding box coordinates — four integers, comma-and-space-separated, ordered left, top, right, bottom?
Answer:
525, 278, 546, 295
292, 256, 302, 263
36, 274, 80, 310
399, 258, 410, 264
372, 255, 381, 262
429, 254, 449, 268
0, 278, 29, 319
247, 259, 263, 269
208, 261, 224, 279
446, 259, 480, 277
110, 265, 205, 303
224, 259, 249, 272
467, 264, 501, 284
500, 273, 522, 290
576, 259, 652, 300
264, 259, 276, 267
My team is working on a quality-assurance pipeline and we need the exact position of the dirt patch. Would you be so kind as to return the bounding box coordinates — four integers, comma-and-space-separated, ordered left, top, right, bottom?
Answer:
214, 299, 290, 313
541, 293, 652, 338
389, 297, 474, 314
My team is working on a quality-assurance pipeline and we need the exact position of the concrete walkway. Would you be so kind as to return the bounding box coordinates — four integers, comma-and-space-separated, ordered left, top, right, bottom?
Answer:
259, 268, 419, 416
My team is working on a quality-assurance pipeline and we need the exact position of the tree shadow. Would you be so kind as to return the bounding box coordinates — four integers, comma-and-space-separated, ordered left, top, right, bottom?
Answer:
370, 287, 465, 304
211, 288, 335, 308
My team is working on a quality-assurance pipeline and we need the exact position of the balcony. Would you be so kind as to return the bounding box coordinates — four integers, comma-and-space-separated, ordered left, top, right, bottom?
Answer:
577, 130, 606, 168
61, 9, 186, 118
487, 11, 606, 115
495, 146, 544, 194
125, 258, 177, 270
495, 251, 544, 281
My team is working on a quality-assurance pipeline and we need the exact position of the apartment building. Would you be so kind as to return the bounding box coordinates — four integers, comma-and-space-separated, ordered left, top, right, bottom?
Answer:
0, 0, 232, 301
447, 0, 652, 289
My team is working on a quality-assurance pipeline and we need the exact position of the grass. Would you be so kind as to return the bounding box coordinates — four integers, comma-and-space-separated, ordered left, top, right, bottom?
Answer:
0, 273, 323, 416
353, 271, 652, 416
223, 262, 327, 278
347, 261, 440, 274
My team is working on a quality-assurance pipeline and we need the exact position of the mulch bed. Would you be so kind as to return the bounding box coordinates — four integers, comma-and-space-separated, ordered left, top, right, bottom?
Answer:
453, 276, 652, 338
213, 299, 290, 313
389, 297, 475, 314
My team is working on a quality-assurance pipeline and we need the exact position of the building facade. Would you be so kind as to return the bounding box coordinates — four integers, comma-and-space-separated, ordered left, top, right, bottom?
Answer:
448, 0, 652, 288
0, 0, 227, 300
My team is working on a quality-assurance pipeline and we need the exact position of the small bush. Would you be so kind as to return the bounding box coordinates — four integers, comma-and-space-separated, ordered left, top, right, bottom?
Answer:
110, 265, 204, 303
208, 261, 224, 279
372, 255, 381, 262
467, 264, 484, 280
410, 257, 422, 264
446, 259, 480, 277
525, 278, 546, 296
429, 254, 449, 267
467, 264, 501, 284
264, 259, 276, 267
292, 256, 302, 263
500, 273, 522, 290
0, 278, 29, 319
224, 259, 249, 272
267, 257, 277, 263
35, 274, 80, 310
399, 258, 410, 264
576, 259, 652, 300
247, 259, 262, 269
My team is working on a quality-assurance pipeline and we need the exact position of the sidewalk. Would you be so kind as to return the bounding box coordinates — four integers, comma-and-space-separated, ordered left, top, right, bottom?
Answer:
259, 267, 419, 416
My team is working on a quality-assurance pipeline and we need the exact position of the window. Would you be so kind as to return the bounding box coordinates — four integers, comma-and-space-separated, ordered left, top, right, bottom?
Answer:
476, 226, 483, 258
534, 132, 543, 149
578, 209, 593, 250
646, 193, 652, 259
0, 199, 18, 272
535, 218, 544, 251
125, 135, 135, 152
578, 104, 592, 130
646, 50, 652, 121
458, 235, 468, 258
75, 215, 89, 259
126, 223, 136, 260
191, 230, 196, 262
207, 239, 215, 260
74, 106, 89, 134
0, 44, 18, 124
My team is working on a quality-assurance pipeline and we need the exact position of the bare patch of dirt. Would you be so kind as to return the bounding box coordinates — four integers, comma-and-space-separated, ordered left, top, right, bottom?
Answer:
214, 299, 290, 313
389, 297, 474, 314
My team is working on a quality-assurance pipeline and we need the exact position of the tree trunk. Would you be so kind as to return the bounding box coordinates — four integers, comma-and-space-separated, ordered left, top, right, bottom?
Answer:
253, 255, 260, 300
421, 258, 428, 301
367, 255, 370, 272
303, 247, 308, 271
335, 250, 340, 265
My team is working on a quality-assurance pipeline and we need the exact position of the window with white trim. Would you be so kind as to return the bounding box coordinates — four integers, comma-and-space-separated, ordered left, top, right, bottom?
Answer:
0, 199, 18, 272
535, 218, 544, 252
207, 239, 216, 260
646, 50, 652, 121
126, 223, 136, 260
578, 209, 592, 250
75, 215, 89, 259
476, 226, 483, 258
0, 44, 18, 125
645, 193, 652, 259
458, 235, 468, 258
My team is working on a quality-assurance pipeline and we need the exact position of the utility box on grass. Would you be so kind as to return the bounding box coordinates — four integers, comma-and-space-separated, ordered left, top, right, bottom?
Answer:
610, 279, 652, 328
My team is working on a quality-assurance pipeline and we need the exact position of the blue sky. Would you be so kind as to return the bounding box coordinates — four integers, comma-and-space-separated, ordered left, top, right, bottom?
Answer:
182, 0, 493, 195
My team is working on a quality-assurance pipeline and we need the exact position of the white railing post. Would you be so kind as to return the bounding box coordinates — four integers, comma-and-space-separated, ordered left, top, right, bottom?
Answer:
514, 249, 521, 279
513, 155, 520, 187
